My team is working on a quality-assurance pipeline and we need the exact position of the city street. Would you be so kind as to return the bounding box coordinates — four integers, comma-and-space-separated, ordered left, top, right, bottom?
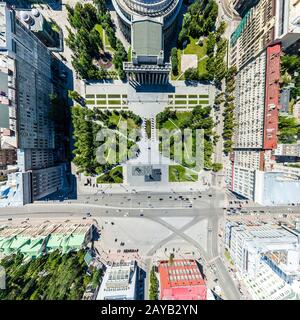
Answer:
1, 187, 300, 299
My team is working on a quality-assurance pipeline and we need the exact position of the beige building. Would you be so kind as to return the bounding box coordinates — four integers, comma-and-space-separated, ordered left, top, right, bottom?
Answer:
230, 0, 300, 70
230, 0, 276, 69
293, 103, 300, 123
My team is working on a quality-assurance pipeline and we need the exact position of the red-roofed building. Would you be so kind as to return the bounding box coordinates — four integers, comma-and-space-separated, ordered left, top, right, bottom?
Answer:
158, 259, 207, 300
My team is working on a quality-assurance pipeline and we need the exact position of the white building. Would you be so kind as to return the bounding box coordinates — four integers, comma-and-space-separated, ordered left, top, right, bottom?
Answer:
234, 51, 266, 149
274, 143, 300, 157
96, 261, 137, 300
226, 222, 300, 299
112, 0, 183, 43
275, 0, 300, 49
254, 171, 300, 205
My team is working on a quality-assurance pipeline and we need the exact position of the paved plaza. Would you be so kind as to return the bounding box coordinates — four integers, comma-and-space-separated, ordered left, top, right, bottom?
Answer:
181, 54, 198, 72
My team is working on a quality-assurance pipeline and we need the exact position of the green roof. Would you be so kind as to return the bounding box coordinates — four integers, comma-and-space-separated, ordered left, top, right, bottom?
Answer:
132, 20, 162, 56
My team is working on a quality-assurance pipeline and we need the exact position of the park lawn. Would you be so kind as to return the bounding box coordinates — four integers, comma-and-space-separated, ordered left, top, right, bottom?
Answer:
177, 37, 208, 78
97, 166, 123, 184
198, 56, 209, 75
95, 24, 115, 53
158, 112, 191, 130
108, 100, 121, 105
109, 113, 121, 126
182, 37, 207, 57
95, 24, 104, 41
127, 118, 139, 130
169, 165, 198, 182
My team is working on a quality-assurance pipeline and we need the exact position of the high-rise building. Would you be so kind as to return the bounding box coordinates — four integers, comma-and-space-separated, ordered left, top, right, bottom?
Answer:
112, 0, 183, 43
123, 17, 171, 85
230, 0, 300, 70
227, 0, 300, 201
0, 3, 65, 206
230, 0, 260, 17
227, 43, 281, 200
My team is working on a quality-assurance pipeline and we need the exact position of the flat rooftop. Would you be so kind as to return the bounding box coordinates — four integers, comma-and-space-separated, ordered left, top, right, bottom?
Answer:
132, 19, 162, 56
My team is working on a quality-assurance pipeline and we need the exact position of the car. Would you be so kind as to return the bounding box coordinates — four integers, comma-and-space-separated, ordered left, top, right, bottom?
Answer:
159, 198, 163, 201
82, 217, 86, 220
140, 213, 144, 217
208, 194, 212, 197
189, 205, 192, 208
8, 218, 12, 221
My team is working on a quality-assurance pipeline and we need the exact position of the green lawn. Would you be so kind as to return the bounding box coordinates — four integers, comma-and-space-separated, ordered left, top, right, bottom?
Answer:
96, 166, 123, 184
107, 100, 121, 105
224, 249, 234, 266
176, 37, 208, 79
198, 56, 209, 75
95, 24, 115, 53
158, 112, 191, 130
169, 165, 198, 182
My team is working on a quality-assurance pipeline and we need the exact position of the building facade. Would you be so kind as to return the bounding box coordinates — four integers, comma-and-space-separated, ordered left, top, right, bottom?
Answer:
112, 0, 183, 43
0, 3, 66, 206
226, 0, 300, 201
123, 17, 171, 85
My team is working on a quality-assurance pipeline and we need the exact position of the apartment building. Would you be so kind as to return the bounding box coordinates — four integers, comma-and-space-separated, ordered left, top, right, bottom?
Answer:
230, 0, 276, 70
234, 50, 267, 149
230, 0, 300, 70
227, 43, 281, 199
0, 3, 65, 206
274, 143, 300, 157
226, 0, 300, 201
230, 0, 260, 17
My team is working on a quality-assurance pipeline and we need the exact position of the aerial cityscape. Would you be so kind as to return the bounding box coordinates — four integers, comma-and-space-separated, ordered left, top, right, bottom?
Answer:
0, 0, 300, 303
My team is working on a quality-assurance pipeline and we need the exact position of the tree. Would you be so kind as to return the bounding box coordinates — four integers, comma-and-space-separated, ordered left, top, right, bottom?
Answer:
278, 115, 300, 144
171, 48, 179, 76
216, 21, 227, 40
68, 90, 81, 102
207, 32, 216, 55
149, 267, 159, 300
212, 163, 223, 172
184, 68, 199, 81
178, 28, 189, 49
169, 253, 175, 265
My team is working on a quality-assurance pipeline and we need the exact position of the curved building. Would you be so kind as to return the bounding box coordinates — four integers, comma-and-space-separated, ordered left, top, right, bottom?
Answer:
112, 0, 183, 42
